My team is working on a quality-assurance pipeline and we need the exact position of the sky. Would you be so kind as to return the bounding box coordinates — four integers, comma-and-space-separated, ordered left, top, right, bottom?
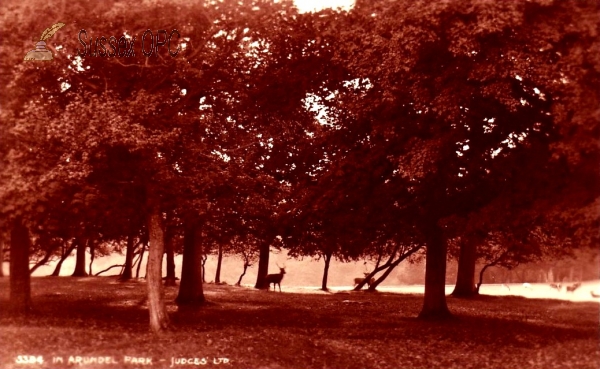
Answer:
293, 0, 355, 13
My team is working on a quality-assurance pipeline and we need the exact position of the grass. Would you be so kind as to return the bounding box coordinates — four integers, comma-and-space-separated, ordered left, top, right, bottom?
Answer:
1, 276, 599, 369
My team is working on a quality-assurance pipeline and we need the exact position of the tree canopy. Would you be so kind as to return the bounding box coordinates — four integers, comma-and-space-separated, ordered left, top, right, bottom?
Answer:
1, 0, 598, 330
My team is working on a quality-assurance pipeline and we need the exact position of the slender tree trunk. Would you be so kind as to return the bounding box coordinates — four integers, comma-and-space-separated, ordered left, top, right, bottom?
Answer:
254, 241, 270, 289
418, 223, 451, 319
88, 238, 95, 276
71, 236, 88, 277
451, 237, 478, 298
10, 219, 32, 312
29, 242, 60, 275
146, 199, 170, 333
120, 231, 135, 281
95, 264, 124, 276
164, 225, 176, 286
363, 245, 422, 291
236, 256, 250, 286
321, 251, 332, 291
476, 264, 494, 293
201, 254, 207, 283
176, 222, 205, 309
51, 240, 76, 276
0, 240, 4, 277
569, 267, 574, 282
136, 240, 147, 279
215, 244, 223, 284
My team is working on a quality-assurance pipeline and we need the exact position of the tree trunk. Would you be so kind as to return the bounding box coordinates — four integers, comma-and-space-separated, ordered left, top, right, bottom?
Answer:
418, 223, 451, 319
364, 244, 422, 291
451, 237, 478, 298
95, 264, 124, 276
476, 263, 493, 293
569, 267, 574, 282
51, 240, 76, 276
164, 225, 176, 286
88, 238, 95, 276
0, 240, 4, 277
176, 222, 205, 309
215, 243, 223, 284
321, 251, 332, 291
254, 241, 270, 289
136, 239, 147, 279
201, 254, 207, 283
10, 219, 32, 312
236, 258, 250, 286
71, 236, 88, 277
29, 241, 60, 275
120, 231, 135, 281
146, 200, 170, 333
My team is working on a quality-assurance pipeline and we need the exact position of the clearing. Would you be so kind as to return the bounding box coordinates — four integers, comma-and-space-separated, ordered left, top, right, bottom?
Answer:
0, 277, 598, 369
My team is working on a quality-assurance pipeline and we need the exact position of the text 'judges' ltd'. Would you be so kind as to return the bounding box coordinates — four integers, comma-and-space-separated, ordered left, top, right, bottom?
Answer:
78, 29, 181, 58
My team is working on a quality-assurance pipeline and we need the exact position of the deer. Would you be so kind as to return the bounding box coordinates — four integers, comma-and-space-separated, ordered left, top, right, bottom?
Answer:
549, 283, 562, 291
566, 282, 581, 293
354, 273, 375, 289
264, 264, 286, 292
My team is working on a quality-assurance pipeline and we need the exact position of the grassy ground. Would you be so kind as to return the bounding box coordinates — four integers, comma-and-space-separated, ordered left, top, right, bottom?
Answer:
0, 277, 598, 369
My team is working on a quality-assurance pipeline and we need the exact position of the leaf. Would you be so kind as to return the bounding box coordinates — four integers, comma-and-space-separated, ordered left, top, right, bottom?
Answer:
40, 22, 65, 41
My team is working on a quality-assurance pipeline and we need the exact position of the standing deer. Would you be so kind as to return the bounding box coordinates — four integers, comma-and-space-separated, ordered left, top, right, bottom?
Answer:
566, 282, 581, 293
354, 273, 375, 289
549, 283, 562, 291
264, 265, 286, 292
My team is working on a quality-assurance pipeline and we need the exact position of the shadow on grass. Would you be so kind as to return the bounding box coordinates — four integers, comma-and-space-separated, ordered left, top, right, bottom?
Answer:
1, 277, 597, 350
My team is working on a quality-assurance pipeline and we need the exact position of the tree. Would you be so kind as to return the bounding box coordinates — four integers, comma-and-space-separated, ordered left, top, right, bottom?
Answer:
51, 240, 77, 276
10, 219, 32, 311
1, 0, 292, 327
303, 0, 600, 319
163, 210, 180, 286
176, 221, 206, 309
146, 189, 170, 333
232, 236, 259, 286
0, 239, 5, 277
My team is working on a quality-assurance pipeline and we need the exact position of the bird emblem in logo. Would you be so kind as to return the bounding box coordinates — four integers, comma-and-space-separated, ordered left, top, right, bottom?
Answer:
24, 22, 65, 61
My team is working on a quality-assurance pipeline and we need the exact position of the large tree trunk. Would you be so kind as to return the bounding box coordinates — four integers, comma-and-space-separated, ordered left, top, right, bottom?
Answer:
10, 219, 32, 312
71, 236, 88, 277
254, 241, 270, 289
120, 231, 135, 281
146, 200, 170, 333
418, 223, 451, 319
51, 240, 77, 276
164, 225, 176, 286
451, 237, 478, 298
176, 222, 205, 309
321, 251, 332, 291
215, 243, 223, 284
